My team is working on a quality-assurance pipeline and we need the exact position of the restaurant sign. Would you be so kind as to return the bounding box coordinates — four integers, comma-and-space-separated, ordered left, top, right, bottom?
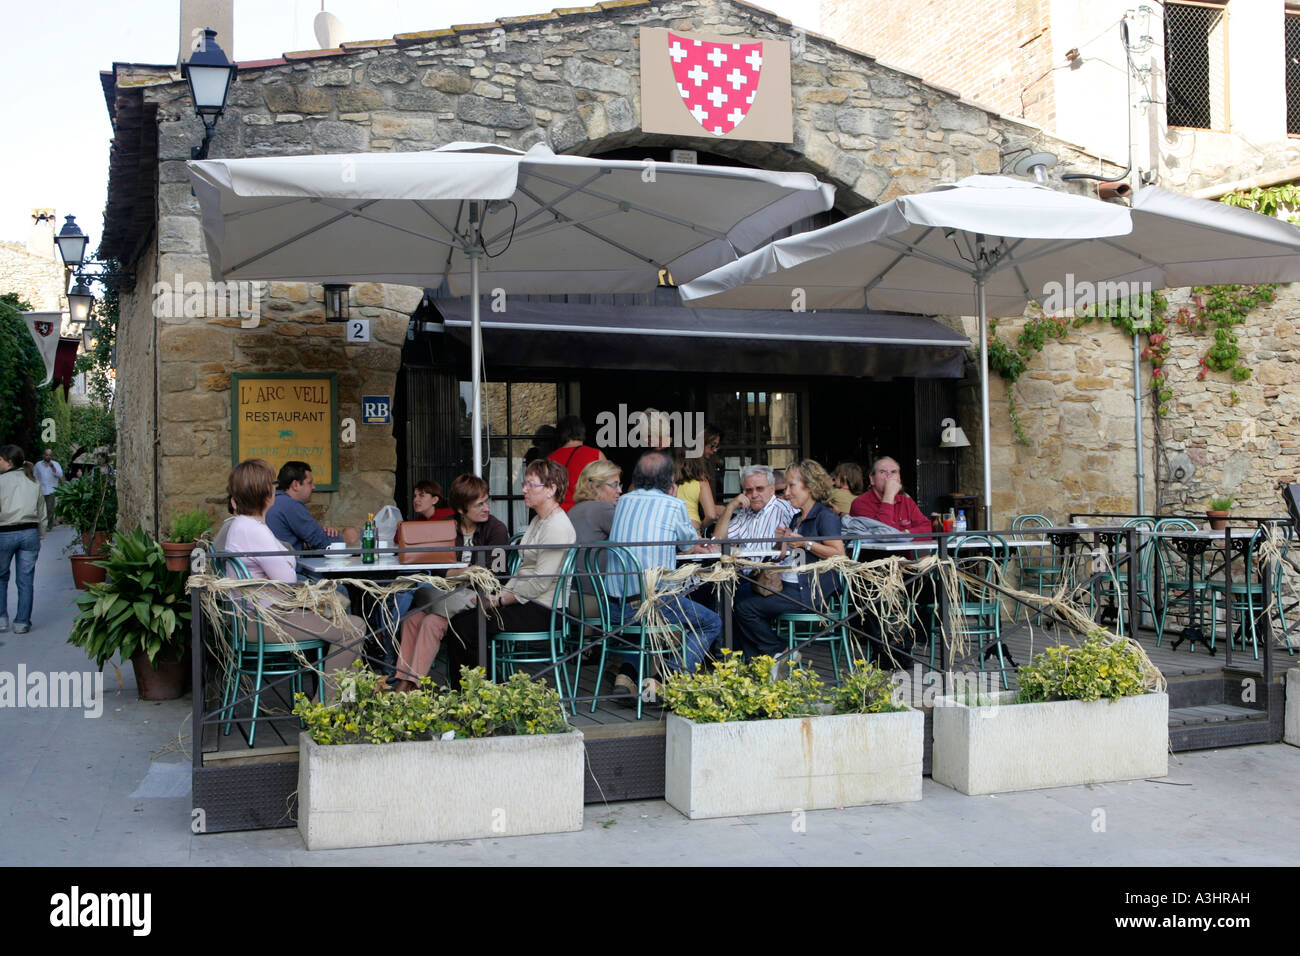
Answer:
231, 373, 338, 490
640, 28, 792, 143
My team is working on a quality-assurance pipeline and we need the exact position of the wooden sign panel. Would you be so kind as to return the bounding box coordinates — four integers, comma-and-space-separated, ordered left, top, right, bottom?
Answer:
231, 373, 338, 490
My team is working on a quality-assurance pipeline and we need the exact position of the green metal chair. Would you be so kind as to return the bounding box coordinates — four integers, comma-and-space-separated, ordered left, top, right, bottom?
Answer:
588, 545, 687, 719
931, 533, 1011, 687
212, 555, 329, 748
1089, 517, 1157, 634
490, 548, 578, 712
1010, 514, 1064, 624
775, 558, 854, 681
1208, 523, 1293, 659
1153, 517, 1211, 650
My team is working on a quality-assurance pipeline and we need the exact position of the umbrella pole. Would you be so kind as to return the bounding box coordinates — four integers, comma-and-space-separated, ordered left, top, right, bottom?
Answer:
977, 276, 993, 530
1133, 332, 1145, 514
470, 204, 484, 478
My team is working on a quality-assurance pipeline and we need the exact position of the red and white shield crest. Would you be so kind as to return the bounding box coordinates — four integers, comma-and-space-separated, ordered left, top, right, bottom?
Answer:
668, 32, 764, 137
33, 321, 54, 337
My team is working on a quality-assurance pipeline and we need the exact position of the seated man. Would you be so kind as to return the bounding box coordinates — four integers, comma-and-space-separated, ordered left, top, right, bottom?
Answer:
605, 451, 720, 700
849, 457, 931, 537
714, 464, 797, 555
265, 460, 359, 551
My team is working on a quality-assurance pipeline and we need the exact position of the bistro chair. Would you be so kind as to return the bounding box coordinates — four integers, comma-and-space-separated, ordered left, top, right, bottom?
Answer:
1010, 513, 1064, 624
490, 548, 578, 712
211, 555, 329, 748
930, 533, 1012, 688
1208, 523, 1293, 660
775, 562, 855, 682
1153, 517, 1212, 651
588, 546, 687, 719
1089, 517, 1157, 635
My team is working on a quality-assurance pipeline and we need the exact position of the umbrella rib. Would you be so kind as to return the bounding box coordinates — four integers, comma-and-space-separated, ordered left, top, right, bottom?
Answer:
226, 200, 380, 274
508, 181, 663, 267
311, 198, 467, 249
490, 168, 608, 244
520, 168, 729, 240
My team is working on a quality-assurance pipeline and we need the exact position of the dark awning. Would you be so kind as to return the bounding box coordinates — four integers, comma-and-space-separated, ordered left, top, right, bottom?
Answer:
435, 299, 968, 378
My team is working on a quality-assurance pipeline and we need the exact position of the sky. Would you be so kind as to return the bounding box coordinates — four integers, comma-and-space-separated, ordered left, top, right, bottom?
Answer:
0, 0, 819, 254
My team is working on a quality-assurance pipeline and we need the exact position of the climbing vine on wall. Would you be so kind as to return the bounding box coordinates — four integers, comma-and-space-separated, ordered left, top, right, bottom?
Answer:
987, 186, 1292, 443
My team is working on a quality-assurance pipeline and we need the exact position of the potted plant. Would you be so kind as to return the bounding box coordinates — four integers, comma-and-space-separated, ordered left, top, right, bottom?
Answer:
931, 631, 1168, 795
293, 665, 583, 849
54, 470, 118, 588
162, 508, 213, 572
1206, 495, 1233, 531
662, 653, 923, 820
67, 526, 191, 701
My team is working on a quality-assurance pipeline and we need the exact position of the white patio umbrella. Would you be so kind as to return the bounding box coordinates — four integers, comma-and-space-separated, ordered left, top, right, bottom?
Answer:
189, 142, 834, 472
681, 175, 1300, 525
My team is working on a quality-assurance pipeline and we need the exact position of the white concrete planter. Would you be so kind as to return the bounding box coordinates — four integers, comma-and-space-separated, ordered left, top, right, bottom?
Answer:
1285, 668, 1299, 747
932, 691, 1169, 795
297, 730, 584, 850
664, 709, 923, 820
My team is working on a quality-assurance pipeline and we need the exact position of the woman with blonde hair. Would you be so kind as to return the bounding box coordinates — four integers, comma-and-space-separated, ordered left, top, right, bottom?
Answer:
732, 459, 844, 659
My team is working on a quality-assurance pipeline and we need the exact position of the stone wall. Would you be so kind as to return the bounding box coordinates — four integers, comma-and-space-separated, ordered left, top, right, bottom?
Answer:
115, 254, 158, 531
821, 0, 1056, 129
957, 282, 1300, 525
107, 0, 1118, 534
0, 240, 66, 314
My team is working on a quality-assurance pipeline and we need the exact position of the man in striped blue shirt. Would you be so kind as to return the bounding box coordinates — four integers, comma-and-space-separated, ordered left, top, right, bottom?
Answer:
605, 452, 721, 697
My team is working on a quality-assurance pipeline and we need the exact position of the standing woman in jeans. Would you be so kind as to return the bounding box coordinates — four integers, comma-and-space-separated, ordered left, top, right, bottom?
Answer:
0, 445, 46, 634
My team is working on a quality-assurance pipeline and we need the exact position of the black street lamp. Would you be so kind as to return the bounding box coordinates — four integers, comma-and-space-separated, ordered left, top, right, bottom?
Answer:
323, 284, 351, 322
181, 28, 238, 161
55, 215, 89, 269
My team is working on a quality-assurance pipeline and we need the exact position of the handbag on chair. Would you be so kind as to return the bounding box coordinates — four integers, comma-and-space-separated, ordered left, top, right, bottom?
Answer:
395, 519, 457, 564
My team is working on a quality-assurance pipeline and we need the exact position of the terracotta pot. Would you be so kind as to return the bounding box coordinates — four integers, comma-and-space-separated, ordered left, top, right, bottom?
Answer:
130, 650, 186, 701
81, 532, 110, 554
161, 540, 196, 573
1206, 510, 1230, 531
70, 553, 107, 590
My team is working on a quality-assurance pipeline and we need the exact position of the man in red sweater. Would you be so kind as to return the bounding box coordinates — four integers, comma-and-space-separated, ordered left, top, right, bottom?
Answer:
849, 457, 931, 537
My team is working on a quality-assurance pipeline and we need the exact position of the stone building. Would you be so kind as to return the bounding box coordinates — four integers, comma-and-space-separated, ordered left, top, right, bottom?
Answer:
825, 0, 1300, 518
98, 0, 1120, 535
1, 210, 71, 317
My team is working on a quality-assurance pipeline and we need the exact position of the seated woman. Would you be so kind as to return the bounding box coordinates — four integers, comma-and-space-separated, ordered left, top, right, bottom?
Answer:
220, 458, 366, 686
393, 473, 508, 692
676, 454, 722, 532
568, 458, 622, 623
733, 459, 844, 660
411, 480, 455, 521
548, 415, 605, 511
443, 458, 576, 685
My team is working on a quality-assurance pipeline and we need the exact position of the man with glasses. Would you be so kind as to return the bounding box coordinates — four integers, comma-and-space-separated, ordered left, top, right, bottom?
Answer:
850, 456, 929, 536
714, 464, 797, 556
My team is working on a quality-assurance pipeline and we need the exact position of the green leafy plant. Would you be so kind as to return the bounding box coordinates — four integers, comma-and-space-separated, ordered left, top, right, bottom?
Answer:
1208, 495, 1233, 512
293, 664, 570, 745
1015, 632, 1147, 703
67, 526, 191, 668
53, 470, 118, 543
168, 508, 213, 543
664, 650, 901, 723
0, 291, 48, 451
829, 660, 905, 714
664, 650, 824, 723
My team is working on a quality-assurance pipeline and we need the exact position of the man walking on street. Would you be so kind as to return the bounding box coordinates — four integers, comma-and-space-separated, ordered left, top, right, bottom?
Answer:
32, 449, 63, 532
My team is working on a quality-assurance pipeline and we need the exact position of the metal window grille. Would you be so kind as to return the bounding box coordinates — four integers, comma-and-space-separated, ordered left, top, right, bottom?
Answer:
1288, 12, 1300, 135
1165, 1, 1228, 130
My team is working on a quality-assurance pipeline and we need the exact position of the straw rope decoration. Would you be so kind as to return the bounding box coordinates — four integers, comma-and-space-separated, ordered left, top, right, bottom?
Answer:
1247, 528, 1299, 651
187, 544, 1161, 696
